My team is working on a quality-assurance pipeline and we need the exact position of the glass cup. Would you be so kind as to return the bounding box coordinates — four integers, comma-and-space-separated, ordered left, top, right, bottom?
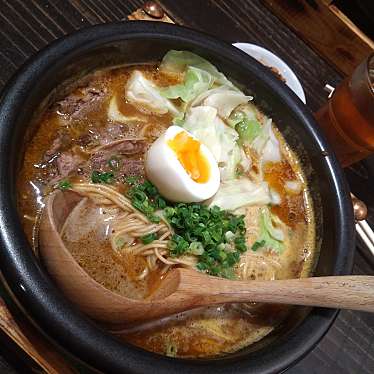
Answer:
315, 53, 374, 167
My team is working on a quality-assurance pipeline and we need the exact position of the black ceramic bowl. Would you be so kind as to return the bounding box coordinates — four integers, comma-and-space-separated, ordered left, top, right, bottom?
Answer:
0, 22, 354, 373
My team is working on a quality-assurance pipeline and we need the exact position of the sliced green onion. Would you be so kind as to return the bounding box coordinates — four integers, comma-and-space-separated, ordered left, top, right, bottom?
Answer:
141, 233, 157, 245
58, 179, 72, 190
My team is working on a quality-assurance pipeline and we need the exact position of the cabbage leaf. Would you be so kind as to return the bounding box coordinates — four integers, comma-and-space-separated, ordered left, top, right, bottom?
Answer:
125, 70, 180, 116
229, 103, 258, 125
191, 86, 230, 107
161, 66, 214, 103
236, 119, 262, 144
229, 107, 282, 164
219, 143, 242, 181
107, 96, 147, 123
218, 124, 249, 181
232, 112, 262, 145
160, 50, 237, 89
203, 90, 251, 118
251, 118, 281, 163
180, 106, 250, 180
181, 106, 222, 161
208, 178, 271, 211
252, 207, 284, 253
191, 86, 251, 119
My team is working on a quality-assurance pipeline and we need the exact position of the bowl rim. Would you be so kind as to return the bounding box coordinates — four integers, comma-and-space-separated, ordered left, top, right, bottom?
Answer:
0, 21, 354, 373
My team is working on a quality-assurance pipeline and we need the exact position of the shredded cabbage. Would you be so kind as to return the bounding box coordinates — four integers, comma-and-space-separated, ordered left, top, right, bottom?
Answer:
161, 66, 214, 103
252, 207, 284, 253
208, 178, 271, 211
125, 71, 180, 116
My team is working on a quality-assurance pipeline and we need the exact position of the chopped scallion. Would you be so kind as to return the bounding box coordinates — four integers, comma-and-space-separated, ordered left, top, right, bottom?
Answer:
141, 233, 157, 244
91, 171, 115, 184
58, 179, 72, 190
127, 180, 249, 279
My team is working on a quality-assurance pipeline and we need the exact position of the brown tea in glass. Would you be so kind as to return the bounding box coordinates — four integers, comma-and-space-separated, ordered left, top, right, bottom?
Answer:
315, 53, 374, 167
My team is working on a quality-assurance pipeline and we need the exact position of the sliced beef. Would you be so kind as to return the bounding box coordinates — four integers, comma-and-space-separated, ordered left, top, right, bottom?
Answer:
107, 139, 146, 155
35, 165, 60, 186
119, 159, 144, 178
44, 137, 62, 161
76, 133, 94, 147
43, 132, 72, 162
98, 124, 129, 145
56, 152, 84, 178
56, 86, 106, 119
90, 152, 108, 171
90, 139, 146, 171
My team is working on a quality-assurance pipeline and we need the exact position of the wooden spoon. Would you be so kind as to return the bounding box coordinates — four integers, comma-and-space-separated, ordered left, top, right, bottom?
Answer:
39, 190, 374, 327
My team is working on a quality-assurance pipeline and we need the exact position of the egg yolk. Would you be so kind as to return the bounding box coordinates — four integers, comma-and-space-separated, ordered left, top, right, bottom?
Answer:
168, 132, 210, 183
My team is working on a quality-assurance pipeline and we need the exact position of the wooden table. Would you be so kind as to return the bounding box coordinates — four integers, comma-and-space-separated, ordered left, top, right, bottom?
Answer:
0, 1, 373, 373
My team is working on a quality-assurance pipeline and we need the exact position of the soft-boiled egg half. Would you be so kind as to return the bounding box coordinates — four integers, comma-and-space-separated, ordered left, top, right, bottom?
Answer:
145, 126, 220, 202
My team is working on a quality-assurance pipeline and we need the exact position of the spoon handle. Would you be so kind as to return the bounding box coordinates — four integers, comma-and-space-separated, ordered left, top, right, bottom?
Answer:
186, 274, 374, 312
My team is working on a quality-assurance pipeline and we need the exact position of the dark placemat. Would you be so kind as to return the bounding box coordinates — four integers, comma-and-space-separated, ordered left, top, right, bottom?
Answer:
0, 1, 373, 373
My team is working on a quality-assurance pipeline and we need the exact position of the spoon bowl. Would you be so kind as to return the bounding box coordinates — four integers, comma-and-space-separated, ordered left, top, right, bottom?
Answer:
38, 190, 186, 326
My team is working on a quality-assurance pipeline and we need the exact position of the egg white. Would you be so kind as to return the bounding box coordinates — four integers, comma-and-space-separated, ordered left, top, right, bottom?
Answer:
145, 126, 220, 203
